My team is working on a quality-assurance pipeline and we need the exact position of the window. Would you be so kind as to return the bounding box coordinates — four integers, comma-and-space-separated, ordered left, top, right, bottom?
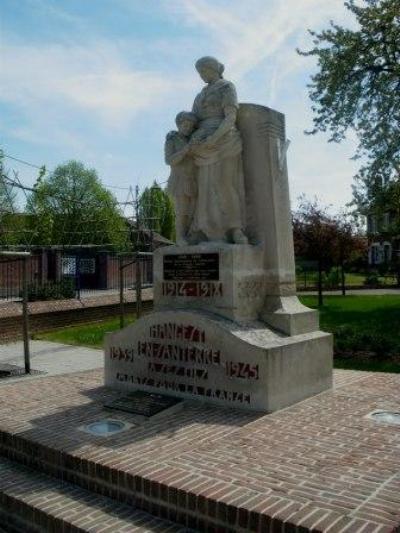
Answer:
62, 257, 77, 276
79, 258, 96, 274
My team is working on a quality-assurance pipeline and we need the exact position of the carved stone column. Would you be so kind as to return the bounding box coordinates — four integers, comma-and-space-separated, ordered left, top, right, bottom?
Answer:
238, 104, 318, 335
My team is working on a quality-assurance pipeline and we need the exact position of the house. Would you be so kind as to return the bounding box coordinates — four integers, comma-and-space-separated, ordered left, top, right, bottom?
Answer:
0, 231, 173, 299
367, 212, 399, 266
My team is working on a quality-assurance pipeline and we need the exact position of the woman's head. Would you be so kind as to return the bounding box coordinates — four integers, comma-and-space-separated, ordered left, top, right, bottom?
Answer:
175, 111, 198, 136
195, 56, 224, 83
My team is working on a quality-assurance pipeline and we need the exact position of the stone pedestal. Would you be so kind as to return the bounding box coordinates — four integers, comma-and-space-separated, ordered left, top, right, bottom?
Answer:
154, 243, 265, 322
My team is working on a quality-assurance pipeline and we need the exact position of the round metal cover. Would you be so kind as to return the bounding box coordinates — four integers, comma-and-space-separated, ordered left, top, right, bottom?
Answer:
85, 420, 126, 436
370, 411, 400, 426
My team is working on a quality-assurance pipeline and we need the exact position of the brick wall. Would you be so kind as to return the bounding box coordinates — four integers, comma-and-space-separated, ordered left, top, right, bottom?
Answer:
0, 255, 42, 298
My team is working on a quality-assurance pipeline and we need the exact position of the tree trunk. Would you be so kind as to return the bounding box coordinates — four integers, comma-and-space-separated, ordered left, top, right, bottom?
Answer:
318, 260, 323, 307
341, 260, 346, 296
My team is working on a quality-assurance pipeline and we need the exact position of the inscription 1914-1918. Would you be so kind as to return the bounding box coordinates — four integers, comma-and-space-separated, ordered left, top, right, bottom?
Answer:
163, 253, 219, 281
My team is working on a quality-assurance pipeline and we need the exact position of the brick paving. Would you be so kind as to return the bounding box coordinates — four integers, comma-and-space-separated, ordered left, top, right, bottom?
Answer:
0, 368, 399, 531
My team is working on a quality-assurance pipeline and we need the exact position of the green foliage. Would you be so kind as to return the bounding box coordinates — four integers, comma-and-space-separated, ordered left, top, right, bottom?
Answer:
300, 294, 400, 361
333, 324, 396, 356
363, 271, 381, 286
324, 268, 340, 289
26, 160, 128, 249
34, 314, 136, 348
299, 0, 400, 214
26, 278, 75, 302
138, 182, 175, 241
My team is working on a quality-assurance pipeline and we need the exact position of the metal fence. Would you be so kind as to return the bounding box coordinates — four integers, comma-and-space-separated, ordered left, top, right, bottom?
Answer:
0, 248, 153, 302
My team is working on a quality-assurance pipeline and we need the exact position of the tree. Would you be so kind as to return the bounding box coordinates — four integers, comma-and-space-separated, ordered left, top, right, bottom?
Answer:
334, 216, 368, 295
0, 151, 19, 246
138, 182, 175, 241
293, 198, 366, 304
299, 0, 400, 209
26, 160, 128, 249
293, 199, 338, 305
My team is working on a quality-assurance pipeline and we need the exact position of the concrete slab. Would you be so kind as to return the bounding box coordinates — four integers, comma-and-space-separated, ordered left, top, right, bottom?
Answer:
0, 340, 103, 380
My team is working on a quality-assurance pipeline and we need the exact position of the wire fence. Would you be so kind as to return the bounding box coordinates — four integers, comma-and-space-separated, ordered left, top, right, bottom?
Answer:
0, 249, 153, 302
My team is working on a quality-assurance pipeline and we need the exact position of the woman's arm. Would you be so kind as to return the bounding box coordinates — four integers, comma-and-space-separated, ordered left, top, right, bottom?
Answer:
204, 106, 237, 146
203, 83, 239, 147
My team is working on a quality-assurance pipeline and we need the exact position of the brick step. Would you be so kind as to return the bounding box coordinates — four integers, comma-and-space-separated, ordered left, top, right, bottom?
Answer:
0, 456, 189, 533
0, 424, 344, 533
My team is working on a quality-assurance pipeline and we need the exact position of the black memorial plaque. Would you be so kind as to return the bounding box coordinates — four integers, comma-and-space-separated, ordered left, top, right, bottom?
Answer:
163, 253, 219, 281
104, 391, 183, 417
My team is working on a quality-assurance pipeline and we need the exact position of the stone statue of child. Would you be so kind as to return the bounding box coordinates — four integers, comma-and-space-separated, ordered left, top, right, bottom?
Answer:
164, 111, 198, 245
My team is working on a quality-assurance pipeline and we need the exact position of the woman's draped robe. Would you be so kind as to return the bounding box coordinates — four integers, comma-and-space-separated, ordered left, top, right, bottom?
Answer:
190, 79, 246, 241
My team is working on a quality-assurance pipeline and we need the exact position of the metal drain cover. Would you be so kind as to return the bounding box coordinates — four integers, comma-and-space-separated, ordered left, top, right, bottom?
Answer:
82, 419, 130, 436
105, 390, 183, 417
369, 411, 400, 426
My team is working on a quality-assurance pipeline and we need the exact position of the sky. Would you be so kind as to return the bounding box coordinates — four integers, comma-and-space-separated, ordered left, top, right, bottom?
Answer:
0, 0, 360, 211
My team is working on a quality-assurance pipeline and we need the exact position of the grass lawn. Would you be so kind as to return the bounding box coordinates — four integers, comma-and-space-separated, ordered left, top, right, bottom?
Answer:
33, 314, 136, 349
299, 295, 400, 372
34, 295, 400, 373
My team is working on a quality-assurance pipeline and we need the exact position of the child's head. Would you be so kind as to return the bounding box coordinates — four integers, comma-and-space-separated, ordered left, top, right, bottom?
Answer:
175, 111, 197, 136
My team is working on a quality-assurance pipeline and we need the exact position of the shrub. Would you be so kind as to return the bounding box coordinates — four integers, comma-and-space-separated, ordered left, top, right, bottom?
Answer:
363, 272, 381, 287
333, 325, 398, 357
324, 269, 340, 289
377, 263, 389, 276
26, 278, 76, 301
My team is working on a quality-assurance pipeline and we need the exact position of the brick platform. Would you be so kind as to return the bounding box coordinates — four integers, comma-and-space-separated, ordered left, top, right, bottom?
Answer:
0, 369, 399, 531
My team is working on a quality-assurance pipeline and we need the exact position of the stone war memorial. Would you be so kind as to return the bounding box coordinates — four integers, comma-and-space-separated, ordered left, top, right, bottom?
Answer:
2, 54, 400, 533
105, 56, 333, 412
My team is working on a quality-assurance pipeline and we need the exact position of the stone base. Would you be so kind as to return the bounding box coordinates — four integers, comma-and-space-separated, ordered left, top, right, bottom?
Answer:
262, 295, 320, 335
153, 243, 318, 335
105, 309, 333, 412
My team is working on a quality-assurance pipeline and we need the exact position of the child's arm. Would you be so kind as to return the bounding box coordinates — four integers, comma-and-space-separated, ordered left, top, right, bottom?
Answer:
165, 132, 190, 166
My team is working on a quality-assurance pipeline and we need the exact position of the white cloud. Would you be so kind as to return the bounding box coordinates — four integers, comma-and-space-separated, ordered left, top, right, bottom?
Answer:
167, 0, 351, 80
0, 42, 175, 128
165, 0, 359, 209
1, 1, 360, 210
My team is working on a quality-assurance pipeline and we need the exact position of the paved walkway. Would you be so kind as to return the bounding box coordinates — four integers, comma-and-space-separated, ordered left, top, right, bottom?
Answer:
0, 340, 103, 382
300, 287, 400, 296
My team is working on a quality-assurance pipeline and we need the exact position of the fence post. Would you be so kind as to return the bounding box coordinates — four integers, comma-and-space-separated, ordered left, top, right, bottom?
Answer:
22, 256, 31, 374
119, 256, 125, 329
76, 252, 81, 300
136, 254, 142, 319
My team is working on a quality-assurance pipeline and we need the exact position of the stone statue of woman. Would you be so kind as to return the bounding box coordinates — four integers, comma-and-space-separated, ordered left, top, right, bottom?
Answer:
189, 56, 247, 244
